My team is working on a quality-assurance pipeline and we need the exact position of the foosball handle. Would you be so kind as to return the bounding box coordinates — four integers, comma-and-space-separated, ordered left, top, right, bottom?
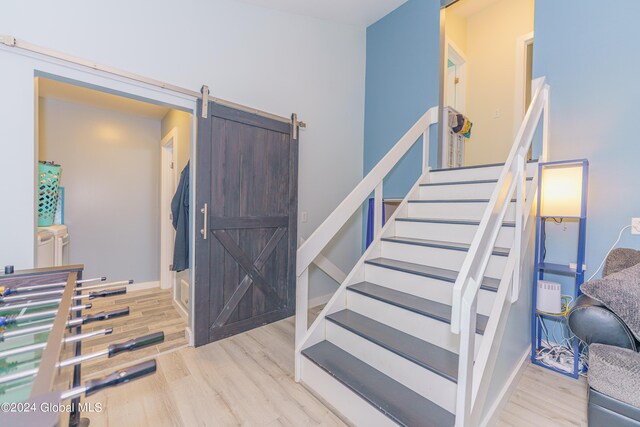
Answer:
84, 359, 157, 397
88, 287, 127, 299
82, 307, 130, 325
107, 331, 165, 357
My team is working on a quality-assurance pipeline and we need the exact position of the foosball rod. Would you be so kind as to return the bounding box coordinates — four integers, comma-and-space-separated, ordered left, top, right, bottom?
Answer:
0, 288, 127, 313
60, 359, 157, 400
0, 303, 92, 328
0, 328, 113, 359
0, 280, 133, 303
0, 307, 129, 342
0, 276, 106, 296
0, 331, 160, 385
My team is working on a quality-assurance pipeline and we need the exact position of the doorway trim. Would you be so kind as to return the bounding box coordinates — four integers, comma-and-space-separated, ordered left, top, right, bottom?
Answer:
445, 38, 468, 114
513, 32, 534, 136
22, 54, 198, 343
160, 128, 178, 295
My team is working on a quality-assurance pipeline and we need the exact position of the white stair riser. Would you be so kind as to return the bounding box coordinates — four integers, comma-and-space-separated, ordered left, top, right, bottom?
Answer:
326, 322, 457, 414
427, 163, 537, 183
407, 201, 516, 222
300, 357, 397, 427
394, 220, 514, 248
347, 291, 482, 356
419, 181, 531, 200
380, 241, 507, 279
364, 264, 496, 317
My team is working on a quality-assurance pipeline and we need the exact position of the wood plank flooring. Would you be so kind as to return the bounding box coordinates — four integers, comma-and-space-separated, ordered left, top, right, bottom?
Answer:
497, 363, 588, 426
80, 287, 187, 376
78, 305, 588, 426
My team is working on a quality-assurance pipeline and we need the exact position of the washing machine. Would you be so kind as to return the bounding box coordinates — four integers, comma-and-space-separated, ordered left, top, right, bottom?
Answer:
37, 230, 54, 268
39, 224, 69, 266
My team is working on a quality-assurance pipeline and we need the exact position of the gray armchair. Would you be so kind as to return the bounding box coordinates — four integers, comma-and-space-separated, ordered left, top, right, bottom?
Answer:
567, 249, 640, 426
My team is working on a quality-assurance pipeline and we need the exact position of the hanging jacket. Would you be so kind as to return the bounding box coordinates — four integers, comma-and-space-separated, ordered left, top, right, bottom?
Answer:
171, 162, 189, 272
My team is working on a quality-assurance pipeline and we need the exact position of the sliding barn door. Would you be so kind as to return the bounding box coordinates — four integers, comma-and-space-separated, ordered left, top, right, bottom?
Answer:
194, 101, 298, 346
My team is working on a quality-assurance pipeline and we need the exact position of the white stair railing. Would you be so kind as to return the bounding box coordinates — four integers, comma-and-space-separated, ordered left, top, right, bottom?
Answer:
452, 78, 550, 427
294, 106, 439, 379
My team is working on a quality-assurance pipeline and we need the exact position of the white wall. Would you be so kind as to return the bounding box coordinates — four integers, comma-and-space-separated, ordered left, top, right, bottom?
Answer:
0, 0, 366, 300
161, 110, 191, 173
39, 97, 162, 282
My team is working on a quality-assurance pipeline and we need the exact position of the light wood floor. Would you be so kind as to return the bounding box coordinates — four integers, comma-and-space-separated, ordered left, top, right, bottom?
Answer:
79, 307, 588, 426
497, 363, 588, 426
80, 287, 187, 376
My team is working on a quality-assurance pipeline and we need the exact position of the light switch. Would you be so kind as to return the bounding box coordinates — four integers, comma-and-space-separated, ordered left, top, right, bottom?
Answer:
301, 211, 308, 223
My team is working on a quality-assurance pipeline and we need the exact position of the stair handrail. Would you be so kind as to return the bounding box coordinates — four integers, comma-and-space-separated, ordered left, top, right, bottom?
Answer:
294, 106, 439, 354
453, 78, 549, 427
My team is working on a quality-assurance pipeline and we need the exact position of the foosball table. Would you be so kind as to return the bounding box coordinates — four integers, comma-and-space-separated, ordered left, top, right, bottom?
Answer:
0, 265, 164, 426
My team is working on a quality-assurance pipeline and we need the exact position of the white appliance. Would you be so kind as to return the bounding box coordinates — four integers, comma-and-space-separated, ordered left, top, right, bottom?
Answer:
39, 224, 69, 266
37, 230, 54, 268
537, 280, 562, 314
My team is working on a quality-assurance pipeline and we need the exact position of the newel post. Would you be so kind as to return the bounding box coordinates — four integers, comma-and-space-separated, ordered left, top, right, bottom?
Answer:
294, 267, 309, 381
512, 148, 526, 302
422, 130, 430, 174
455, 279, 478, 427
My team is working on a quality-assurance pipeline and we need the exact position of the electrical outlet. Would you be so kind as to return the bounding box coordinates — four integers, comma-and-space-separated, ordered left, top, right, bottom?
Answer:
632, 218, 640, 235
301, 211, 308, 223
493, 109, 501, 119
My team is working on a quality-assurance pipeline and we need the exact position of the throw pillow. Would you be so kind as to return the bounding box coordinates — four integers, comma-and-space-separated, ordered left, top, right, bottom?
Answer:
581, 261, 640, 341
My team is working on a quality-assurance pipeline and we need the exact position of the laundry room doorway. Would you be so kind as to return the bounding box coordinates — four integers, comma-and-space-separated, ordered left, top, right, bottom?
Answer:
35, 75, 193, 368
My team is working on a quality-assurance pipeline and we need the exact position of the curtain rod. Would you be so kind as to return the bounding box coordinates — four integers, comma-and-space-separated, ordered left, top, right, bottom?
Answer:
0, 35, 305, 127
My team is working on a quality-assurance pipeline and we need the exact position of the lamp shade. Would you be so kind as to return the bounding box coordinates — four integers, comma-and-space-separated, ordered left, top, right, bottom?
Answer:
540, 164, 584, 217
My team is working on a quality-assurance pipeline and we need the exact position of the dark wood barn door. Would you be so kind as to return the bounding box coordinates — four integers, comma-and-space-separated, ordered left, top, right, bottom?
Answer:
194, 101, 298, 346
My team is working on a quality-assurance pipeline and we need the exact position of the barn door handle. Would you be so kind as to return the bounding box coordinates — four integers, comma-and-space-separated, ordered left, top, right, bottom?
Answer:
200, 203, 208, 240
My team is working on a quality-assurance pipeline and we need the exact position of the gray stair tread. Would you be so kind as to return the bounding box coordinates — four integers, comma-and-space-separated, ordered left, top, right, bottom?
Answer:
302, 341, 455, 427
327, 309, 458, 382
349, 281, 488, 335
381, 236, 509, 257
420, 177, 532, 187
365, 257, 499, 292
396, 217, 516, 227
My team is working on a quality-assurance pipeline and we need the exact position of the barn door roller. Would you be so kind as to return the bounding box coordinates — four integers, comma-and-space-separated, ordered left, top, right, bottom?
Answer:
291, 113, 306, 140
201, 85, 209, 118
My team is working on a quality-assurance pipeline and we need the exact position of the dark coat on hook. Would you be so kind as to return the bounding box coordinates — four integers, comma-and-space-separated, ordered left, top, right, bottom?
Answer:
171, 162, 189, 272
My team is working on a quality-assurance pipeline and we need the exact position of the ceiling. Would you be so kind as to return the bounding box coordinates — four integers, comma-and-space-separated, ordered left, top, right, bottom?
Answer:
38, 78, 171, 120
236, 0, 407, 27
447, 0, 503, 18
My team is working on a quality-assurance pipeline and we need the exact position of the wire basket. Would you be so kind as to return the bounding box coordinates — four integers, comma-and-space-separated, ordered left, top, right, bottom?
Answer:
38, 162, 61, 227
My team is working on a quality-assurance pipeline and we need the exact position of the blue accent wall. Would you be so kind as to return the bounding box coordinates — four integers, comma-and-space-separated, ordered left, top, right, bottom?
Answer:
364, 0, 440, 198
533, 0, 640, 278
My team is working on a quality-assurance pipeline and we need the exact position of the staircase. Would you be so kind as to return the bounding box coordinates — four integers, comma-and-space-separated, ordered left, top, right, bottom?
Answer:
295, 80, 550, 426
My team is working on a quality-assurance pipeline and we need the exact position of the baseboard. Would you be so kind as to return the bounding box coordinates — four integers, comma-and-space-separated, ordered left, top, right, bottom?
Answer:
173, 298, 189, 322
128, 280, 160, 292
479, 346, 531, 427
185, 327, 194, 347
309, 292, 333, 308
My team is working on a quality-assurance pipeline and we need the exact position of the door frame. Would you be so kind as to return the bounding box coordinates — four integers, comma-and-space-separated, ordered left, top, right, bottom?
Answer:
445, 38, 468, 114
513, 32, 535, 137
160, 128, 178, 293
29, 64, 197, 344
